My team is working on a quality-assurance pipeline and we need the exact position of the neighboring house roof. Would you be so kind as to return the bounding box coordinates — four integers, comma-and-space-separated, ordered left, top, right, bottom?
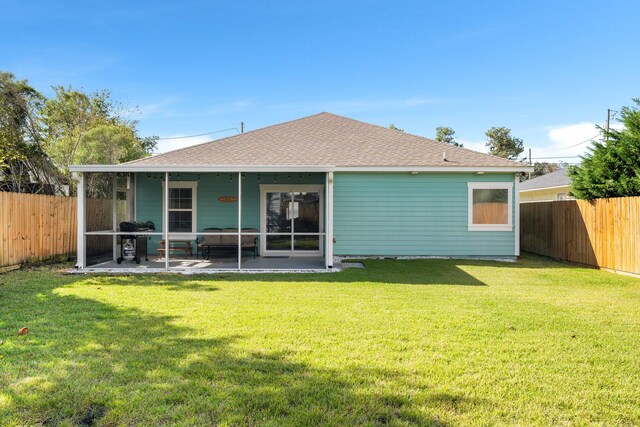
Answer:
519, 169, 571, 191
124, 112, 527, 169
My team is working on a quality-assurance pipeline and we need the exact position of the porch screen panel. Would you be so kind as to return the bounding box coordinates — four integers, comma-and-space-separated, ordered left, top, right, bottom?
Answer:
84, 172, 115, 266
293, 192, 320, 251
266, 192, 291, 250
116, 173, 134, 225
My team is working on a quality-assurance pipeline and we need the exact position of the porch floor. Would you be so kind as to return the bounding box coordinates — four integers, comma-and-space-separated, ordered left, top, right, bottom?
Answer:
85, 255, 330, 272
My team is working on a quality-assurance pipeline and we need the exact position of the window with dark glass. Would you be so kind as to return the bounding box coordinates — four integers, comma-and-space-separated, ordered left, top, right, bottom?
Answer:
168, 187, 193, 232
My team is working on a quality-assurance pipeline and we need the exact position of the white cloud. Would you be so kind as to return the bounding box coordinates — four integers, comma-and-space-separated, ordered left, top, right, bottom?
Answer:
528, 122, 624, 164
457, 138, 488, 154
155, 135, 218, 154
548, 122, 600, 151
460, 121, 607, 163
138, 98, 180, 119
139, 98, 255, 120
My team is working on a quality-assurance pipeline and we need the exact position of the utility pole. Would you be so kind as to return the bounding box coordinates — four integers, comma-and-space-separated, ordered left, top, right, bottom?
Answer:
605, 109, 611, 142
528, 148, 532, 180
240, 122, 244, 133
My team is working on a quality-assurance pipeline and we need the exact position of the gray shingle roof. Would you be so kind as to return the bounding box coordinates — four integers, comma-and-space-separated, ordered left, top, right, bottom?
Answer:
519, 169, 571, 190
128, 112, 527, 168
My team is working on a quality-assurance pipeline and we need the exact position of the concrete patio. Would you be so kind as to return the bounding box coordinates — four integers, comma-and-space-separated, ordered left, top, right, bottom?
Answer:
81, 255, 334, 273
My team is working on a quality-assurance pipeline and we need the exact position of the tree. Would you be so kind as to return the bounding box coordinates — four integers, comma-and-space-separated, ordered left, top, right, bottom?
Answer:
43, 87, 118, 175
568, 99, 640, 200
76, 125, 156, 165
0, 72, 62, 193
42, 86, 157, 194
435, 126, 462, 147
485, 127, 524, 160
532, 162, 560, 179
389, 123, 404, 132
77, 125, 158, 197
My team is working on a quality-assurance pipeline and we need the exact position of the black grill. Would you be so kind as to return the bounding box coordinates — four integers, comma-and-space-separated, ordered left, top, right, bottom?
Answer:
117, 221, 154, 264
119, 221, 154, 232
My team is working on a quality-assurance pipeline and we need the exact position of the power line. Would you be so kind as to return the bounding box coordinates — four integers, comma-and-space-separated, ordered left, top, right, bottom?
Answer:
557, 134, 600, 150
157, 127, 240, 140
532, 155, 581, 159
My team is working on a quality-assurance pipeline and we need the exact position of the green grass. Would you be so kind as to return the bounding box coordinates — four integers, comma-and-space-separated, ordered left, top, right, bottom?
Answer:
1, 254, 640, 426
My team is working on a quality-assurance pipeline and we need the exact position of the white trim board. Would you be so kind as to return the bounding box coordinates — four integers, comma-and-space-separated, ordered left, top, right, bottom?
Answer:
71, 165, 335, 173
259, 184, 324, 257
467, 181, 514, 232
514, 174, 520, 256
334, 166, 532, 173
162, 180, 198, 239
70, 164, 533, 173
519, 185, 570, 192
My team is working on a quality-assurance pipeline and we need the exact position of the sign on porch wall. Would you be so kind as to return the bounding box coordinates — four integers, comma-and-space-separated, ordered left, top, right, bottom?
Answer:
217, 196, 238, 203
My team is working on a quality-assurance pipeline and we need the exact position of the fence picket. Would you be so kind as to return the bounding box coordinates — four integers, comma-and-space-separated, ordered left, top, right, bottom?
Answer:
0, 193, 123, 268
521, 197, 640, 275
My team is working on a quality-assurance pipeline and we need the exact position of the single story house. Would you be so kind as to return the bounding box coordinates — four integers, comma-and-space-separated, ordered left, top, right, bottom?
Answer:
519, 169, 573, 202
70, 112, 532, 272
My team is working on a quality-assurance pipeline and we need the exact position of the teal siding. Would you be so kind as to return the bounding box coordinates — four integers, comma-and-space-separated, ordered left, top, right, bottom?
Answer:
333, 172, 517, 256
136, 171, 517, 257
135, 172, 324, 254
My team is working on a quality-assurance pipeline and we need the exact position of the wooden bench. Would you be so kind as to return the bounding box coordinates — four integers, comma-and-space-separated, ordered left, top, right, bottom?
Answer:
158, 240, 193, 257
197, 228, 258, 259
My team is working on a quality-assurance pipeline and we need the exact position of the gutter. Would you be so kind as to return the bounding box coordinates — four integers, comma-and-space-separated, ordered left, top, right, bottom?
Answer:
69, 164, 534, 173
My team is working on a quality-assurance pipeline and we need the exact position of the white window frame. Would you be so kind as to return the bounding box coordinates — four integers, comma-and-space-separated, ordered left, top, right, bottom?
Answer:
162, 181, 198, 239
259, 184, 324, 257
467, 182, 513, 231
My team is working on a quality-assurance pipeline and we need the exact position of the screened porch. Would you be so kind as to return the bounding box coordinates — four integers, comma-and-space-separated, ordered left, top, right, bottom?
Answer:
75, 169, 335, 272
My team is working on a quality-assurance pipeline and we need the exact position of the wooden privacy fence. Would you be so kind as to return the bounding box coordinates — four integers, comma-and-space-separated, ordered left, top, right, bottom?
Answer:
0, 192, 119, 269
0, 192, 76, 268
520, 197, 640, 275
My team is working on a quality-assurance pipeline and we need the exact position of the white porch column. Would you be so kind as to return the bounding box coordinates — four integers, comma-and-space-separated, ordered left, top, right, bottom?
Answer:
325, 172, 334, 269
112, 172, 117, 261
76, 172, 86, 268
514, 173, 520, 256
237, 172, 242, 270
164, 172, 169, 271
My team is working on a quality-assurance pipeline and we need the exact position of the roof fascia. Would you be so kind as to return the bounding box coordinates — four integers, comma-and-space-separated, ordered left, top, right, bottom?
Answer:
334, 166, 534, 173
69, 164, 534, 173
519, 184, 570, 192
69, 165, 335, 173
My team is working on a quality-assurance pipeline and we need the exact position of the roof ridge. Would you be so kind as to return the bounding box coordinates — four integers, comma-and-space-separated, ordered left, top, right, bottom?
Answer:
320, 112, 528, 167
122, 111, 529, 169
125, 112, 332, 165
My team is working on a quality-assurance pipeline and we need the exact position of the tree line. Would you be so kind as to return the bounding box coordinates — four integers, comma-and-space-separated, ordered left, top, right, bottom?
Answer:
393, 98, 640, 200
4, 68, 637, 201
392, 122, 552, 177
0, 71, 157, 196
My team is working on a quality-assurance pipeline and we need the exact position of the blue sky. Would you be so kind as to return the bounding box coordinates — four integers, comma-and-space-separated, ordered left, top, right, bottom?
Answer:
2, 0, 639, 162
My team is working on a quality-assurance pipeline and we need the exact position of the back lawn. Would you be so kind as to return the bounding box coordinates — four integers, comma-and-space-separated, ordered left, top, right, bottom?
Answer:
1, 254, 640, 426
